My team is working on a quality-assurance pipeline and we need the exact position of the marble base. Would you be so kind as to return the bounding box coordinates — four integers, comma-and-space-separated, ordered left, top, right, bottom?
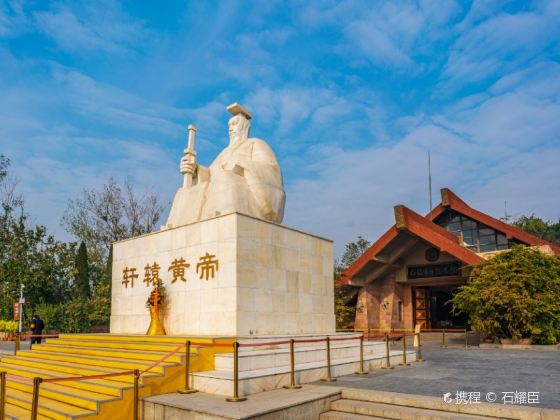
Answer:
192, 335, 417, 396
193, 352, 417, 396
111, 213, 335, 336
143, 384, 341, 420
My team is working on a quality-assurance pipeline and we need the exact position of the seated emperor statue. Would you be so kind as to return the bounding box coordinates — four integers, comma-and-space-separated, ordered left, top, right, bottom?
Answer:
165, 103, 286, 228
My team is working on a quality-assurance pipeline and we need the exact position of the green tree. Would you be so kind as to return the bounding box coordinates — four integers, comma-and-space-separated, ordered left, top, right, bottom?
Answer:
513, 214, 560, 245
75, 242, 91, 298
334, 236, 371, 328
551, 223, 560, 245
451, 245, 560, 344
61, 178, 164, 331
104, 243, 113, 291
0, 215, 76, 321
0, 155, 6, 179
34, 298, 93, 333
0, 156, 76, 325
62, 177, 164, 267
0, 155, 23, 230
336, 236, 372, 275
88, 243, 113, 329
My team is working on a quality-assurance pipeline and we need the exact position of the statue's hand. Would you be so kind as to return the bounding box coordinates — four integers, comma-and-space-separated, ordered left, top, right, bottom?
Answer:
180, 154, 197, 175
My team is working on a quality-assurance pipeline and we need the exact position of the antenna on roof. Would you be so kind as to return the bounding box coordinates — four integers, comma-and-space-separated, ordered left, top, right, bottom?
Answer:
428, 151, 433, 217
502, 200, 512, 223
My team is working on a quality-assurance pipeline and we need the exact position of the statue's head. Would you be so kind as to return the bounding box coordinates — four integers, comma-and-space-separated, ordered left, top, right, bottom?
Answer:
228, 113, 250, 145
226, 103, 252, 145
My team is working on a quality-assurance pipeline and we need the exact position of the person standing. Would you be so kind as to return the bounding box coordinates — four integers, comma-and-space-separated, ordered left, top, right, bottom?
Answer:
30, 314, 45, 345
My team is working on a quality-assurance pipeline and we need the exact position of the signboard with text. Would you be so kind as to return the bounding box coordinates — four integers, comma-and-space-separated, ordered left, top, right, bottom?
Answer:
13, 301, 20, 321
408, 262, 461, 279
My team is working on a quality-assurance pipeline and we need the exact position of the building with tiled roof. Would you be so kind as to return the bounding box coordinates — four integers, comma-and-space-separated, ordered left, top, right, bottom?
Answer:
340, 188, 560, 330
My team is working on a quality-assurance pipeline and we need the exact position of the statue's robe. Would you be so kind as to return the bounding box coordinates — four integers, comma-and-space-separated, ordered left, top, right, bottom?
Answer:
166, 137, 285, 227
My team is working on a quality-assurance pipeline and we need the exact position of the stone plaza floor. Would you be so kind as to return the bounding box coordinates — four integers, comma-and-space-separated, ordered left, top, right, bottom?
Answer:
0, 340, 30, 355
313, 345, 560, 409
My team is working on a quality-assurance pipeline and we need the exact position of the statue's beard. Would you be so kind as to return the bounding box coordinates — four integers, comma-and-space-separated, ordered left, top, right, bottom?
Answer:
229, 132, 245, 145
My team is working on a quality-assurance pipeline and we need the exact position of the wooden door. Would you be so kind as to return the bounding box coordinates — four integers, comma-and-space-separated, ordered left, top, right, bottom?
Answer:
412, 287, 430, 329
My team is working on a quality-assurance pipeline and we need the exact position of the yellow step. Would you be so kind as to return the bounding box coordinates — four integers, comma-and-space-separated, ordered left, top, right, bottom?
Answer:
6, 386, 96, 420
0, 361, 152, 391
0, 363, 145, 387
8, 377, 117, 411
58, 334, 222, 344
1, 357, 155, 385
29, 344, 185, 363
4, 401, 52, 420
2, 334, 220, 420
0, 365, 124, 397
39, 339, 184, 353
17, 350, 179, 374
7, 379, 106, 412
3, 402, 28, 420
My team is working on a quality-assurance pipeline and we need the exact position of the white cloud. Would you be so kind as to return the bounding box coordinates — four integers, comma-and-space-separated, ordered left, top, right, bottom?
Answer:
1, 0, 559, 257
345, 20, 413, 68
48, 68, 186, 136
0, 60, 215, 240
33, 0, 145, 53
442, 8, 560, 89
342, 2, 426, 69
340, 1, 462, 69
15, 140, 179, 241
0, 0, 28, 37
283, 66, 560, 254
438, 62, 560, 152
245, 86, 386, 149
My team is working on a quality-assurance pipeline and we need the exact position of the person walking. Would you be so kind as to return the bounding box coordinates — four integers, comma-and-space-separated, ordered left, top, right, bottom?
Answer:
30, 314, 45, 345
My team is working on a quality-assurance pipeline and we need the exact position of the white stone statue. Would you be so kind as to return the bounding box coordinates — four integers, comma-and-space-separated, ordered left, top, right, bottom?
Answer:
165, 103, 286, 228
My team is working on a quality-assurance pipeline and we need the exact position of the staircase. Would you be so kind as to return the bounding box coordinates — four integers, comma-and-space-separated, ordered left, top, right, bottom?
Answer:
193, 336, 416, 396
320, 389, 553, 419
0, 334, 231, 420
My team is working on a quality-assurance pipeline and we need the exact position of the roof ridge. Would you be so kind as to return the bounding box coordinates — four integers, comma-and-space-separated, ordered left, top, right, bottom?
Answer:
431, 188, 560, 254
342, 204, 483, 281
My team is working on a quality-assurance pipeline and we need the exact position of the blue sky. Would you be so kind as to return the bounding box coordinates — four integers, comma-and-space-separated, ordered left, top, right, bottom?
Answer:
1, 0, 559, 255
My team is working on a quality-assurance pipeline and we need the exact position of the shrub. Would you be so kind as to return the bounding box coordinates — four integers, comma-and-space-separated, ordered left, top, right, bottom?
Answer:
31, 279, 111, 333
88, 282, 111, 327
62, 298, 93, 333
0, 320, 18, 333
452, 246, 560, 344
34, 303, 65, 332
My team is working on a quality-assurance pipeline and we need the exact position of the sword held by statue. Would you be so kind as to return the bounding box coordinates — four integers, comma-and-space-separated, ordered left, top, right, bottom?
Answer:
181, 124, 197, 188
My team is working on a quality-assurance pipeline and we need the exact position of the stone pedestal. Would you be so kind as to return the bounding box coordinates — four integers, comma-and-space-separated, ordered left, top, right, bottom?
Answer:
110, 213, 335, 336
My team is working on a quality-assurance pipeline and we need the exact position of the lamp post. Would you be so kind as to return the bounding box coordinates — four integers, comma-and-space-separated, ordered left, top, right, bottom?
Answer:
18, 284, 25, 334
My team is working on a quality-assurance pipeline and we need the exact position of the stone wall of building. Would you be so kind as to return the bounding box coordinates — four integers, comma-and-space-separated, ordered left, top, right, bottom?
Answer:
353, 242, 462, 330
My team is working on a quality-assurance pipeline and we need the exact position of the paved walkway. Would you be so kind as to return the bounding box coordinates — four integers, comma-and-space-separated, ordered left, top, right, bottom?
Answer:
314, 346, 560, 409
144, 384, 340, 419
0, 340, 30, 355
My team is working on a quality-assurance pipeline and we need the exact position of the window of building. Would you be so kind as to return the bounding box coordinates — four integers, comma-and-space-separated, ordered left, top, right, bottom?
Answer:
436, 210, 510, 253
